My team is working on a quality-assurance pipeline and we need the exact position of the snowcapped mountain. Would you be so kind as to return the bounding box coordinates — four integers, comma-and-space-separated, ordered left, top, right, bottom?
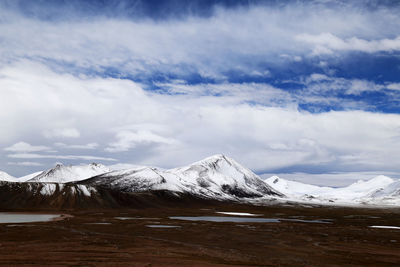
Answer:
265, 175, 399, 205
1, 155, 400, 207
0, 155, 283, 209
264, 176, 334, 197
82, 154, 282, 200
330, 175, 395, 200
368, 180, 400, 198
28, 163, 111, 183
360, 179, 400, 205
0, 171, 16, 182
18, 171, 46, 182
0, 171, 42, 183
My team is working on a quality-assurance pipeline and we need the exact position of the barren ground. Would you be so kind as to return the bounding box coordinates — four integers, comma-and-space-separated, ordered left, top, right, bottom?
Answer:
0, 203, 400, 266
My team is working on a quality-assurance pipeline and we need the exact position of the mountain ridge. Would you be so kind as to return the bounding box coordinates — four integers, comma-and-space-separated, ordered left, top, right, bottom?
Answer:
27, 163, 111, 183
0, 155, 282, 209
264, 175, 400, 206
0, 171, 16, 182
1, 155, 400, 207
80, 154, 282, 200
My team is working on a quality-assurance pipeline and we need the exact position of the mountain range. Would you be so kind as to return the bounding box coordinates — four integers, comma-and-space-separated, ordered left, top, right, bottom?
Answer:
264, 175, 400, 206
1, 154, 399, 209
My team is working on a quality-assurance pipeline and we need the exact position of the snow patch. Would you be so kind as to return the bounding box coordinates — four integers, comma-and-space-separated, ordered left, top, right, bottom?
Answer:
77, 185, 95, 197
369, 226, 400, 230
40, 184, 56, 196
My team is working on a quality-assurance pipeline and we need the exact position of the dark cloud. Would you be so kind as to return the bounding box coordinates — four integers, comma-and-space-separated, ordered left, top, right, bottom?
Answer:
2, 0, 399, 21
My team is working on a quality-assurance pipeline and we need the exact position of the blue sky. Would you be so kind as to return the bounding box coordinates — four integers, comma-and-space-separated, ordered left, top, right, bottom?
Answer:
1, 0, 400, 185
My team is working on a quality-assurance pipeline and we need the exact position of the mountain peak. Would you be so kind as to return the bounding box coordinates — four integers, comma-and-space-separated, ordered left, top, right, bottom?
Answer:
28, 163, 111, 183
366, 175, 394, 184
0, 171, 16, 182
346, 175, 395, 192
89, 162, 102, 167
83, 154, 283, 199
197, 154, 229, 163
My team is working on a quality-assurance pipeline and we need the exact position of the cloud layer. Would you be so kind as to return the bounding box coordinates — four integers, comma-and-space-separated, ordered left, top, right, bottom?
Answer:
0, 0, 399, 184
2, 62, 400, 178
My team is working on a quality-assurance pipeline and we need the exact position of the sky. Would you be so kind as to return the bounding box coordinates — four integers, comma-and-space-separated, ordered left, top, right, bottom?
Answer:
1, 0, 400, 185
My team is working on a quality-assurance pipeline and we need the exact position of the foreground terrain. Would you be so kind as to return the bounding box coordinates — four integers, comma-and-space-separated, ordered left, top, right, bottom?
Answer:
0, 203, 400, 266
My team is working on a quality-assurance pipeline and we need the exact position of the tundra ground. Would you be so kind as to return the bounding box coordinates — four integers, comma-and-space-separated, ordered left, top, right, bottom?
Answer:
0, 203, 399, 266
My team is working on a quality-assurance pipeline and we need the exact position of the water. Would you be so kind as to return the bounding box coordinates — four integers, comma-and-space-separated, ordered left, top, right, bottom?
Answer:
115, 217, 160, 220
281, 218, 332, 224
146, 225, 181, 228
170, 216, 332, 224
216, 212, 262, 217
0, 213, 60, 223
169, 216, 280, 223
84, 222, 112, 225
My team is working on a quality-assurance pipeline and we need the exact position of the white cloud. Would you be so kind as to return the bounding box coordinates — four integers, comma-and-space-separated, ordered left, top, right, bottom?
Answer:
7, 161, 43, 166
106, 130, 177, 152
280, 54, 302, 62
7, 153, 116, 162
1, 62, 400, 176
387, 83, 400, 91
0, 2, 400, 180
44, 128, 80, 138
296, 33, 400, 55
0, 2, 398, 77
307, 73, 331, 82
4, 142, 50, 152
54, 142, 98, 149
303, 74, 383, 96
154, 82, 293, 106
346, 80, 383, 95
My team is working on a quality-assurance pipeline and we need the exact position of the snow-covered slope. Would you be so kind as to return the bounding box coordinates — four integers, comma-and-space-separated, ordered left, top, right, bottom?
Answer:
83, 154, 283, 200
18, 171, 45, 182
3, 154, 400, 207
0, 171, 42, 183
265, 176, 334, 197
28, 163, 111, 183
0, 171, 16, 182
170, 155, 282, 198
265, 175, 399, 205
328, 175, 395, 200
369, 180, 400, 198
360, 180, 400, 205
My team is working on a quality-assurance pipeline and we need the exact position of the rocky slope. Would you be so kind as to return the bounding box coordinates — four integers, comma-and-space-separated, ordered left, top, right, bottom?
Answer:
0, 155, 282, 209
82, 154, 282, 200
1, 154, 399, 208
